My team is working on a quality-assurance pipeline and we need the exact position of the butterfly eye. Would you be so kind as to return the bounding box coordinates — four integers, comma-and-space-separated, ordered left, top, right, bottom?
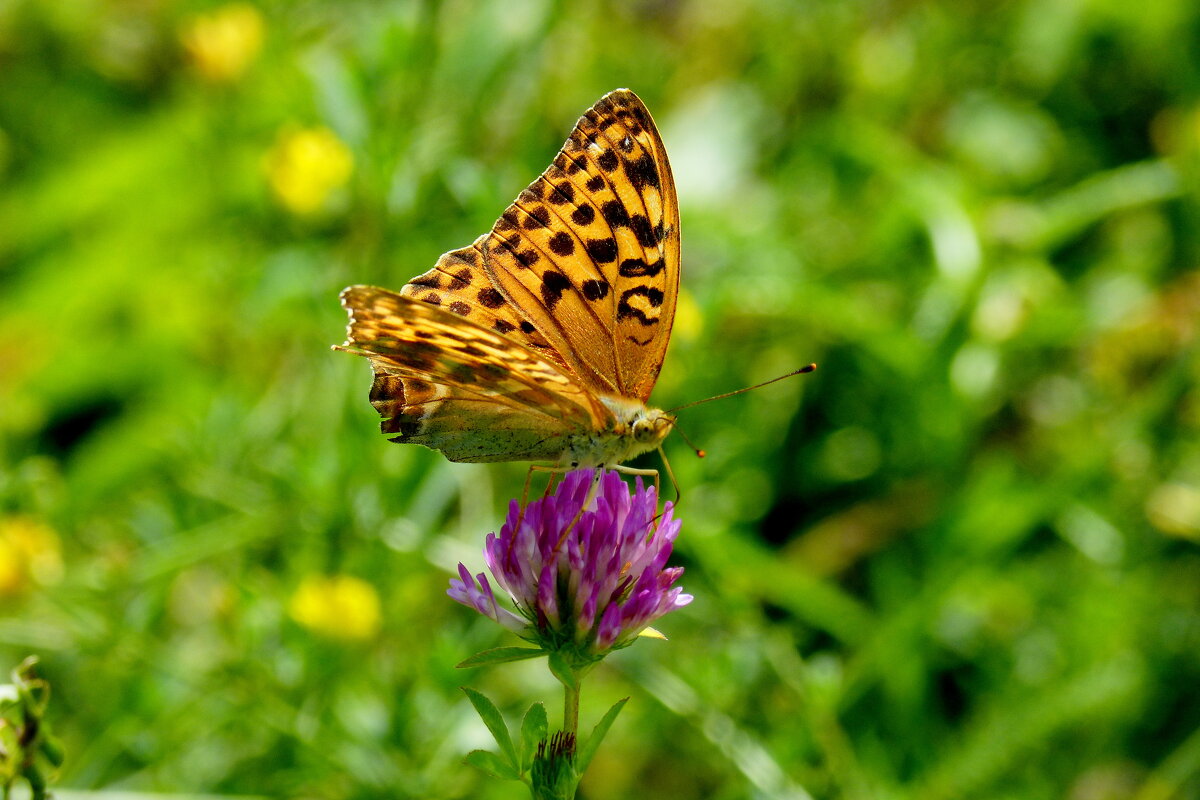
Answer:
631, 414, 670, 444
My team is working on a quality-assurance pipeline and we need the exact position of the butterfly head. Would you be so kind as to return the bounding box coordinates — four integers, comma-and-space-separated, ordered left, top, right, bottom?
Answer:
631, 408, 674, 447
595, 395, 674, 465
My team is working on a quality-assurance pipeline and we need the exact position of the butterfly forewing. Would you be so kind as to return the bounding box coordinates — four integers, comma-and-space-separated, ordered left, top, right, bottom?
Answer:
584, 91, 679, 400
472, 89, 679, 400
396, 236, 573, 375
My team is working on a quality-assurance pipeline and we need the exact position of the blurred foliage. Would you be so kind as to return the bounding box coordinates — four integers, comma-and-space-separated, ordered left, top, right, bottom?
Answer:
1, 0, 1199, 798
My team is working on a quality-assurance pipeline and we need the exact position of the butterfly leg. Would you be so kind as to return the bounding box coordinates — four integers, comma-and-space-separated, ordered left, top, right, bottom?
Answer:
611, 465, 660, 496
611, 464, 668, 532
523, 464, 560, 507
519, 463, 568, 532
549, 468, 605, 555
656, 446, 682, 506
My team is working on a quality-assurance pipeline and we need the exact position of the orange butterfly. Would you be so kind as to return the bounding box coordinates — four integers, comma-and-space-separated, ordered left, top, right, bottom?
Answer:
336, 89, 679, 480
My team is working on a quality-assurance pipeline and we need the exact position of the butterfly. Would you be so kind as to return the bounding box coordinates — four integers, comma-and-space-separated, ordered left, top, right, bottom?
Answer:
336, 89, 679, 477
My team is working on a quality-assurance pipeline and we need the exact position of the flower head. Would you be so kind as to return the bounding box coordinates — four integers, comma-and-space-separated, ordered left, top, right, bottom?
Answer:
448, 470, 691, 661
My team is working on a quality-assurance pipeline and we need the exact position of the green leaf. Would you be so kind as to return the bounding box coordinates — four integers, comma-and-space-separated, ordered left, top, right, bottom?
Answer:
462, 687, 518, 769
39, 733, 65, 768
456, 646, 545, 669
464, 749, 521, 781
520, 702, 549, 772
576, 697, 629, 774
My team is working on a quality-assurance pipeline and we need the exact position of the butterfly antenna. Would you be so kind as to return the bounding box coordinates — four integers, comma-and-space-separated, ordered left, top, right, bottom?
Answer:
666, 364, 817, 414
667, 419, 706, 459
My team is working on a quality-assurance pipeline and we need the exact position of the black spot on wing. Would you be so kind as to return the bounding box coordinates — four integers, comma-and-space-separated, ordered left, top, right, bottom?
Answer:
572, 204, 595, 225
625, 153, 661, 191
630, 214, 657, 248
581, 279, 609, 301
585, 238, 618, 263
384, 419, 423, 438
550, 183, 575, 204
449, 268, 472, 290
618, 258, 665, 277
601, 200, 630, 228
548, 231, 575, 256
477, 287, 506, 308
410, 274, 442, 289
524, 205, 550, 229
540, 270, 571, 310
617, 286, 664, 325
497, 210, 519, 232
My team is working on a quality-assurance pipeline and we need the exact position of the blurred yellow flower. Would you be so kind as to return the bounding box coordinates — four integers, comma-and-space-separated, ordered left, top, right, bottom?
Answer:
265, 127, 354, 215
672, 287, 702, 343
289, 574, 382, 641
181, 3, 265, 83
0, 516, 63, 598
1146, 483, 1200, 540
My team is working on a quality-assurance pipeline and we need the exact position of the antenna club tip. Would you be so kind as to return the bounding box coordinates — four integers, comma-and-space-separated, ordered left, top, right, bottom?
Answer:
696, 449, 706, 458
801, 363, 817, 373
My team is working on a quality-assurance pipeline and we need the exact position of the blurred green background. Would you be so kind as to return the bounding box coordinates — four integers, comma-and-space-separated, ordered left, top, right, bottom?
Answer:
2, 0, 1199, 798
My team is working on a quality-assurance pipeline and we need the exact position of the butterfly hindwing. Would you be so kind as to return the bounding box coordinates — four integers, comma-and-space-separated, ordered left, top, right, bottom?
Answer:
368, 373, 589, 462
338, 285, 612, 461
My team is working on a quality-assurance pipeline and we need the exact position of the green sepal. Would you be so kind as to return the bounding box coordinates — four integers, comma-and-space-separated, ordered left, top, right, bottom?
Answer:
519, 702, 548, 773
464, 749, 521, 781
456, 646, 545, 669
547, 651, 580, 690
461, 687, 519, 770
576, 696, 628, 774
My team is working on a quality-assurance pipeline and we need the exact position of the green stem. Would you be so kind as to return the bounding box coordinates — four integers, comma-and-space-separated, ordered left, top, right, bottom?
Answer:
563, 681, 580, 738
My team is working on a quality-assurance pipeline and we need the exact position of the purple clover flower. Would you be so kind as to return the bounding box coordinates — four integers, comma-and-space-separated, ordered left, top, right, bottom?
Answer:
448, 469, 691, 657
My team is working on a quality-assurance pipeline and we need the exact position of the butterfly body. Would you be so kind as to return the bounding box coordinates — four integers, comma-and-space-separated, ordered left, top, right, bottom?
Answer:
338, 89, 680, 470
574, 395, 673, 467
